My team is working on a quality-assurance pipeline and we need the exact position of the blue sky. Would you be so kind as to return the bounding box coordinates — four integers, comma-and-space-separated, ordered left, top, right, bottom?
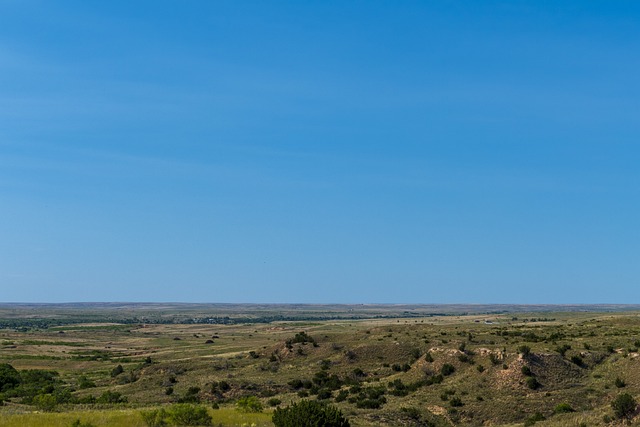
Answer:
1, 1, 639, 303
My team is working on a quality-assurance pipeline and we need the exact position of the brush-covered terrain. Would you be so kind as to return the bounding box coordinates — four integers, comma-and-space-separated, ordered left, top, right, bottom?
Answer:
1, 304, 640, 426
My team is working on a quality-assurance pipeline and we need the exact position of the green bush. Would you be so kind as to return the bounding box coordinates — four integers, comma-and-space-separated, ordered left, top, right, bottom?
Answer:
166, 404, 212, 426
517, 345, 531, 357
611, 393, 637, 420
140, 409, 168, 427
110, 365, 124, 378
69, 420, 96, 427
268, 397, 282, 407
523, 412, 545, 426
273, 399, 350, 427
96, 390, 127, 404
32, 393, 57, 411
77, 375, 96, 389
554, 403, 575, 414
526, 377, 540, 390
236, 395, 263, 412
0, 363, 20, 392
449, 396, 463, 407
440, 364, 455, 376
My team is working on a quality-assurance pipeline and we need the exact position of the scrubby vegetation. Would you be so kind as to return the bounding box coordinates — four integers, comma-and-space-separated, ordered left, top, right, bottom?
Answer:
2, 305, 640, 426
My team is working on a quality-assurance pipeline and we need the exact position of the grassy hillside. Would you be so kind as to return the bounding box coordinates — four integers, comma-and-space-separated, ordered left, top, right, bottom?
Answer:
2, 307, 640, 426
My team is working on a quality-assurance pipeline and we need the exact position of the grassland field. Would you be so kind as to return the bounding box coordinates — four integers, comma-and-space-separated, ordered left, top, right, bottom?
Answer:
1, 304, 640, 426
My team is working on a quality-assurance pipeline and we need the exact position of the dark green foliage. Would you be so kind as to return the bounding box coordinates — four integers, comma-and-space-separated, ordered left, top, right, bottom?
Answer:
615, 377, 626, 388
570, 355, 584, 367
476, 364, 485, 373
554, 403, 575, 414
268, 397, 282, 407
0, 364, 20, 392
556, 344, 571, 357
288, 379, 303, 390
521, 366, 532, 376
335, 390, 348, 402
489, 353, 500, 365
526, 377, 541, 390
287, 332, 316, 347
424, 352, 434, 363
110, 364, 124, 378
425, 374, 444, 385
273, 399, 350, 427
440, 363, 455, 376
77, 375, 96, 389
523, 412, 545, 426
96, 390, 127, 404
458, 354, 471, 363
70, 420, 97, 427
517, 345, 531, 357
611, 393, 637, 420
178, 386, 201, 403
317, 388, 332, 400
166, 404, 212, 426
410, 348, 421, 359
350, 386, 387, 409
449, 396, 463, 407
320, 360, 332, 370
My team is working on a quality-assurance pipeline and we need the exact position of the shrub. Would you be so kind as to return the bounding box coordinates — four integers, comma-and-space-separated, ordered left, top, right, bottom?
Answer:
518, 345, 531, 357
166, 404, 212, 426
449, 396, 463, 407
268, 397, 282, 407
554, 403, 575, 414
521, 366, 532, 376
236, 395, 263, 413
611, 393, 637, 420
77, 375, 96, 389
440, 364, 455, 376
0, 363, 20, 392
96, 390, 127, 404
489, 353, 500, 365
110, 365, 124, 378
69, 420, 96, 427
32, 393, 57, 411
424, 352, 434, 363
140, 408, 168, 427
273, 399, 350, 427
615, 377, 626, 388
570, 355, 584, 367
523, 412, 545, 426
526, 377, 540, 390
556, 344, 571, 356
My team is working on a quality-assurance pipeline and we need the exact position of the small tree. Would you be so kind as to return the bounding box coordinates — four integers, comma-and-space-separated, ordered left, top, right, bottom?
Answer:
612, 393, 637, 420
273, 400, 350, 427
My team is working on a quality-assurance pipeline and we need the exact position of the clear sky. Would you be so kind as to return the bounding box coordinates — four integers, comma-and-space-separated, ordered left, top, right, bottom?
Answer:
1, 1, 639, 303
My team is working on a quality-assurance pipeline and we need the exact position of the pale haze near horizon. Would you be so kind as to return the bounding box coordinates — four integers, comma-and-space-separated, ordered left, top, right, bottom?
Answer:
1, 1, 639, 304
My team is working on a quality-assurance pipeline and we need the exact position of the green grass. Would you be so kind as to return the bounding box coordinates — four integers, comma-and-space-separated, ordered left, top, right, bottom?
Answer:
0, 408, 273, 427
